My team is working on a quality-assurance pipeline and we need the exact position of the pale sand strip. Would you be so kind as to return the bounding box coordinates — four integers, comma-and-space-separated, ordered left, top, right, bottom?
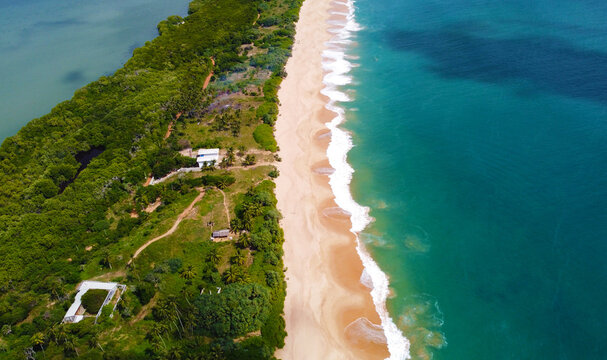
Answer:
274, 0, 389, 358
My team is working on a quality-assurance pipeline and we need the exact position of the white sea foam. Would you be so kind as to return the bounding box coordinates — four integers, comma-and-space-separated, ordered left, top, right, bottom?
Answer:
360, 268, 373, 289
345, 317, 388, 345
320, 1, 411, 359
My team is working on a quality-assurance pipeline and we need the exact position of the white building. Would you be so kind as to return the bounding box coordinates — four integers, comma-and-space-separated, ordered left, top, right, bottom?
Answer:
62, 281, 126, 324
197, 148, 220, 168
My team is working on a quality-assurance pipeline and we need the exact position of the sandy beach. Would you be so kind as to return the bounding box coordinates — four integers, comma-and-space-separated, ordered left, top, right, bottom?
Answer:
274, 0, 390, 358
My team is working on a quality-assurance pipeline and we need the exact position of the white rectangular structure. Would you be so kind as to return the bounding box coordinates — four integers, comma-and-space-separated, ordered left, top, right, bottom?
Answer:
62, 281, 126, 324
197, 148, 220, 168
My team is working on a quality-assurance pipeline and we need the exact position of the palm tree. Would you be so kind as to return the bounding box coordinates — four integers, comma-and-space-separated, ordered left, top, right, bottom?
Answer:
180, 287, 193, 306
155, 301, 173, 323
231, 250, 246, 266
219, 158, 230, 169
100, 250, 112, 269
222, 267, 238, 284
226, 147, 235, 166
63, 334, 79, 357
31, 332, 46, 358
180, 265, 197, 280
218, 176, 230, 189
49, 279, 65, 300
183, 311, 197, 337
149, 339, 166, 357
243, 154, 256, 166
48, 325, 67, 346
207, 248, 221, 265
237, 233, 251, 248
88, 331, 104, 352
241, 215, 254, 232
236, 270, 251, 284
243, 201, 263, 217
230, 218, 243, 232
147, 323, 169, 349
1, 324, 11, 336
167, 347, 184, 360
166, 296, 185, 336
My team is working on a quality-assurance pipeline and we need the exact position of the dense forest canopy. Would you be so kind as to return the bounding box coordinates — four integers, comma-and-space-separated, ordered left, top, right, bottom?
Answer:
0, 0, 302, 357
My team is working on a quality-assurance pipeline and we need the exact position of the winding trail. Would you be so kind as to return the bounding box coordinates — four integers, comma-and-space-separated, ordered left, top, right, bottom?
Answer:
163, 112, 182, 140
128, 188, 205, 265
146, 58, 217, 187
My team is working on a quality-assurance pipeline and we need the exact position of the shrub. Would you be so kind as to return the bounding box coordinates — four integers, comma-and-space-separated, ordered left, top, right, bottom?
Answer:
167, 258, 183, 273
259, 16, 280, 27
243, 154, 256, 166
32, 178, 59, 198
195, 284, 271, 337
262, 75, 282, 101
134, 282, 155, 305
261, 309, 286, 348
268, 169, 279, 178
256, 102, 278, 125
253, 124, 277, 152
81, 289, 109, 314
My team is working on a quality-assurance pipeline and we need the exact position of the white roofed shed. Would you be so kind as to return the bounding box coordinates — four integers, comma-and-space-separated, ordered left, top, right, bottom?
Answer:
197, 148, 220, 167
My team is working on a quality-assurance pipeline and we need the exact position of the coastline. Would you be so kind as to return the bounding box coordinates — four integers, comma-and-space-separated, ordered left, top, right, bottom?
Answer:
274, 0, 397, 357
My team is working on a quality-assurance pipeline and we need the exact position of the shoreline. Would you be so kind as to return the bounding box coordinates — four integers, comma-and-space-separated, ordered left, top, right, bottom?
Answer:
274, 0, 394, 357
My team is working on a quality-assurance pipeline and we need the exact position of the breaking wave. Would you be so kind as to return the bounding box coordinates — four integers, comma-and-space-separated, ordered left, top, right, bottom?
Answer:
321, 0, 411, 358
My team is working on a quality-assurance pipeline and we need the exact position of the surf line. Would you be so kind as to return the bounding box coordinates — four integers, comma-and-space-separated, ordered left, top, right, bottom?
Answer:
320, 0, 411, 358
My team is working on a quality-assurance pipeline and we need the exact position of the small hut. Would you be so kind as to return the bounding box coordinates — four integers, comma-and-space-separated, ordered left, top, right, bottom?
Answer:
212, 229, 230, 239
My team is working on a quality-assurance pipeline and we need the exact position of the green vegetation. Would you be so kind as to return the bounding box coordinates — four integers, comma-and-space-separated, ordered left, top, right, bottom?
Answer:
254, 124, 278, 151
0, 0, 303, 357
81, 289, 109, 314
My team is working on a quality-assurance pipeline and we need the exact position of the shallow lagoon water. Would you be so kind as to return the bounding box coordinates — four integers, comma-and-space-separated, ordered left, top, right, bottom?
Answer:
0, 0, 190, 140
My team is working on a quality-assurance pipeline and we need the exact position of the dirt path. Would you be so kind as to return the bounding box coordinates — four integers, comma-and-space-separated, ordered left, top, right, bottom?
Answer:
227, 161, 273, 170
151, 161, 274, 186
253, 13, 260, 25
128, 188, 205, 265
145, 58, 216, 188
130, 294, 158, 324
90, 270, 127, 282
163, 111, 182, 140
143, 176, 153, 187
219, 189, 231, 224
203, 58, 215, 90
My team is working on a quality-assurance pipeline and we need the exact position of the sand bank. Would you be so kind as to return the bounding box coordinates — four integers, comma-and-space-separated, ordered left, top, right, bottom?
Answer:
274, 0, 390, 357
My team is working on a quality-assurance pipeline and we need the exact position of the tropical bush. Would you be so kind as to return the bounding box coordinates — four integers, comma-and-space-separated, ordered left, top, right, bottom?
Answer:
253, 124, 277, 151
81, 289, 109, 314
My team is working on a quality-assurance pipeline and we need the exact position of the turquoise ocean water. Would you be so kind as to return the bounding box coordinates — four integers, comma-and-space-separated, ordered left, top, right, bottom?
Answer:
342, 0, 607, 358
0, 0, 190, 140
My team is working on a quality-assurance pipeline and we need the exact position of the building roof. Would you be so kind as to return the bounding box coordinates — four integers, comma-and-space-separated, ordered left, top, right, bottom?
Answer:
198, 148, 219, 156
212, 229, 230, 237
63, 281, 125, 323
197, 155, 219, 162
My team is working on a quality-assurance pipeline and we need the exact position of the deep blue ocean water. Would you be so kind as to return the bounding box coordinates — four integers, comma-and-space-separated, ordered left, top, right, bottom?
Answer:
0, 0, 190, 140
344, 0, 607, 358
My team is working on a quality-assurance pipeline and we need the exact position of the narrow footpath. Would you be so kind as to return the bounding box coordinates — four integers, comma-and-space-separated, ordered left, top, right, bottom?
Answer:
128, 188, 205, 265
